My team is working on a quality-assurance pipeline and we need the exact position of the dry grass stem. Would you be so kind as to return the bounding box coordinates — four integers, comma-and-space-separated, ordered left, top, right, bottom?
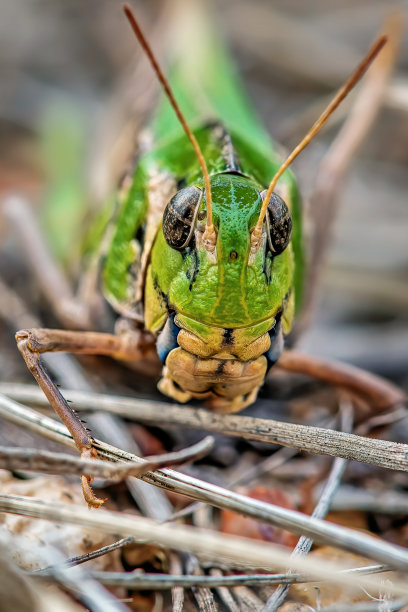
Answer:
34, 565, 390, 590
209, 568, 240, 612
1, 493, 407, 597
169, 553, 184, 612
1, 385, 407, 472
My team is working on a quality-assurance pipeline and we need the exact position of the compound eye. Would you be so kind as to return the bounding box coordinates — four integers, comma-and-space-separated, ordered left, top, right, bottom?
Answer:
162, 186, 202, 250
261, 190, 293, 255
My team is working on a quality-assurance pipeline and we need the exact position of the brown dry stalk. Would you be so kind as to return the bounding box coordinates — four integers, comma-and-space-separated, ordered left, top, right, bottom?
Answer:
1, 385, 406, 472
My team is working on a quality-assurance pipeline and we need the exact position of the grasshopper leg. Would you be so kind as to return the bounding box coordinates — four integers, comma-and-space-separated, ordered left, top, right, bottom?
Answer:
16, 326, 155, 508
277, 349, 406, 410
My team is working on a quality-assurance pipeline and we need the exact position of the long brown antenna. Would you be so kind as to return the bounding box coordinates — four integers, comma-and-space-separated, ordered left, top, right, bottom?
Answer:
123, 5, 216, 252
251, 34, 387, 252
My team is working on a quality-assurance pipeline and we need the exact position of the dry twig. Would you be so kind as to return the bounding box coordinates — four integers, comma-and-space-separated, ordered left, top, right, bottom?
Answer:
1, 385, 406, 472
34, 564, 391, 590
0, 437, 213, 481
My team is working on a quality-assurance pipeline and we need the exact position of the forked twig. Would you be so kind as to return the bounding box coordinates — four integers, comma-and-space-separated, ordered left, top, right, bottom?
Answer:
0, 395, 408, 570
0, 437, 213, 481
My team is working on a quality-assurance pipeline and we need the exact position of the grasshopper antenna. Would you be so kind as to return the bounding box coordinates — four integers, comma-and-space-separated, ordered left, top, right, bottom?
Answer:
123, 5, 216, 252
251, 34, 387, 253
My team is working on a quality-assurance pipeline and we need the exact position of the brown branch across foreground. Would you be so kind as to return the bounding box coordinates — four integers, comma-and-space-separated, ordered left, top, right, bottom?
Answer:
1, 385, 407, 472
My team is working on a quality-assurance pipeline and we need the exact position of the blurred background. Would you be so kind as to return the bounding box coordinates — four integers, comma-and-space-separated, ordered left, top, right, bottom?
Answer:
0, 0, 407, 388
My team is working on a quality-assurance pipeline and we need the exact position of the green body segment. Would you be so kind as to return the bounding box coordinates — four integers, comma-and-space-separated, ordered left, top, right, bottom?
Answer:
102, 4, 304, 406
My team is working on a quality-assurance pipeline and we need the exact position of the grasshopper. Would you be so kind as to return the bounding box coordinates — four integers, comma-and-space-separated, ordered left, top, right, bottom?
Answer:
11, 5, 398, 508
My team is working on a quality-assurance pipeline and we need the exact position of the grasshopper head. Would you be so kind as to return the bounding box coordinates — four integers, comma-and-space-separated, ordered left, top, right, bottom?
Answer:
154, 173, 294, 329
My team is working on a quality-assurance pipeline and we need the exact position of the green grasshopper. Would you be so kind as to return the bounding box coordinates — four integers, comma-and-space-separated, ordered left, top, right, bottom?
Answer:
13, 5, 392, 507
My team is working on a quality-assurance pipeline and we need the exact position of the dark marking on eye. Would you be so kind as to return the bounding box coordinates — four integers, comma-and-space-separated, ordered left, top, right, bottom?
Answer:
229, 250, 238, 260
197, 211, 206, 221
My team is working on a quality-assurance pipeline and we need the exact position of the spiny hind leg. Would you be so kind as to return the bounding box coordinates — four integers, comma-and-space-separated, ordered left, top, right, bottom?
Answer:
16, 326, 155, 508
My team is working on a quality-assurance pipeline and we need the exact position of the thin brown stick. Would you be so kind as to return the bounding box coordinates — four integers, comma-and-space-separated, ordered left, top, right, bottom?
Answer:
39, 537, 134, 570
1, 385, 406, 472
2, 493, 408, 595
0, 437, 213, 481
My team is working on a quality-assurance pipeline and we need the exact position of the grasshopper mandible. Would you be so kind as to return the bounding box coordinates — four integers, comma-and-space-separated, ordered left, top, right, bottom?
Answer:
12, 5, 396, 507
